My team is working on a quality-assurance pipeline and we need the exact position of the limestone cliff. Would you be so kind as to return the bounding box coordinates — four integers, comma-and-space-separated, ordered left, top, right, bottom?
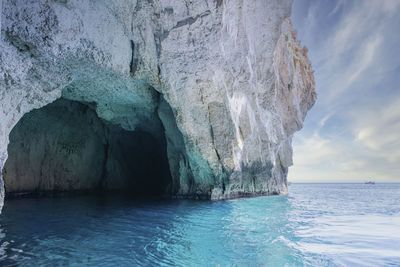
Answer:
0, 0, 316, 208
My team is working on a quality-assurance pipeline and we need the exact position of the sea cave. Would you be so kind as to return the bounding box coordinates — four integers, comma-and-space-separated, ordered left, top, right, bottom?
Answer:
3, 97, 173, 198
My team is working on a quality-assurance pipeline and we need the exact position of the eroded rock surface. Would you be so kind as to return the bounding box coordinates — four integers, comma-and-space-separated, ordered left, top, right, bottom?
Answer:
0, 0, 316, 208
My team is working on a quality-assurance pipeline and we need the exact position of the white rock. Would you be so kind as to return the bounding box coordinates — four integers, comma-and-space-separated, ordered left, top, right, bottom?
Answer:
0, 0, 316, 210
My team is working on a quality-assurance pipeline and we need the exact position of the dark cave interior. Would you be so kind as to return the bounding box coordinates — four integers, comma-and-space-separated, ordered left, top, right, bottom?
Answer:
2, 98, 172, 198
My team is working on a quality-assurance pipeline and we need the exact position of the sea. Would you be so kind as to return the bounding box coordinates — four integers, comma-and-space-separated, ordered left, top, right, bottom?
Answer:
0, 183, 399, 266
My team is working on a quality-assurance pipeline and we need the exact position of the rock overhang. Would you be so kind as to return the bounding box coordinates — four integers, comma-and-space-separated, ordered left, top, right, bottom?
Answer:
0, 0, 316, 209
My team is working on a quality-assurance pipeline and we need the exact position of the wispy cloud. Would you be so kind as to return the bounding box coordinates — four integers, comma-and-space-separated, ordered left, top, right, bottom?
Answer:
318, 1, 392, 103
292, 133, 338, 167
327, 34, 383, 100
290, 0, 400, 182
354, 98, 400, 162
328, 0, 344, 17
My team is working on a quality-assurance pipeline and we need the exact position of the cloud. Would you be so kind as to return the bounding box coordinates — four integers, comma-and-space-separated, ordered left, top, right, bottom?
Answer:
339, 160, 366, 172
328, 0, 344, 17
292, 133, 338, 167
320, 3, 388, 102
289, 129, 399, 181
328, 1, 393, 58
381, 0, 400, 16
354, 98, 400, 163
290, 0, 400, 182
339, 35, 382, 89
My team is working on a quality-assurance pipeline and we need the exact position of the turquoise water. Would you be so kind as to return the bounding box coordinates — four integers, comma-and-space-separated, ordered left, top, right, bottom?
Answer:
0, 183, 399, 266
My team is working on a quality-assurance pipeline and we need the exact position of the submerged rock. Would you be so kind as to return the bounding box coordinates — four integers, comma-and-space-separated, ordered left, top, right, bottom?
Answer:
0, 0, 316, 208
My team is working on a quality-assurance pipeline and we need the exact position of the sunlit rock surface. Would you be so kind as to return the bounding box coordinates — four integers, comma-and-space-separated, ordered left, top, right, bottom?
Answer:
0, 0, 316, 208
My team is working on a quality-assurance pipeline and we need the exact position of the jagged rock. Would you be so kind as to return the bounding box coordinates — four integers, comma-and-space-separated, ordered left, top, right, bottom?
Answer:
0, 0, 316, 209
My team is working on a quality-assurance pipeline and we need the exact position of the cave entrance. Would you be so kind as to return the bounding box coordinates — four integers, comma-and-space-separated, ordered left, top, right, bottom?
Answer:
2, 98, 172, 198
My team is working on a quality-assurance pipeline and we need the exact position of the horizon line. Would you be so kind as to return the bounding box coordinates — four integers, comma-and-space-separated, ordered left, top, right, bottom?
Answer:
288, 181, 400, 183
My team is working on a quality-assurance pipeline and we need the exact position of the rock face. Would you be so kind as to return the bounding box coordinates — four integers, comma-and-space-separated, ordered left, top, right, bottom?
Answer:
0, 0, 316, 208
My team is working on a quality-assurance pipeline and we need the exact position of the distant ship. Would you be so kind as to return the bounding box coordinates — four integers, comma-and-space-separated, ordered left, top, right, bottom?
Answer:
365, 181, 375, 184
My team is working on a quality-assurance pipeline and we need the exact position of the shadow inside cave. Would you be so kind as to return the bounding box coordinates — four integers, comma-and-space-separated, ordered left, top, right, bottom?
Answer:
2, 98, 172, 199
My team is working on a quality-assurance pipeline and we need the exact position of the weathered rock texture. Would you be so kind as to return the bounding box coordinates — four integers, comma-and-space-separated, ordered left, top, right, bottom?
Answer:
0, 0, 316, 208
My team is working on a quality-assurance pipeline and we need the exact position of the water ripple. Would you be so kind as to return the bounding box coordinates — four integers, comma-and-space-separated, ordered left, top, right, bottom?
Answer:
0, 184, 399, 266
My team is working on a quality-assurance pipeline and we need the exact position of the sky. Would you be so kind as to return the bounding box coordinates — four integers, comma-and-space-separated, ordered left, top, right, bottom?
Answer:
289, 0, 400, 182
